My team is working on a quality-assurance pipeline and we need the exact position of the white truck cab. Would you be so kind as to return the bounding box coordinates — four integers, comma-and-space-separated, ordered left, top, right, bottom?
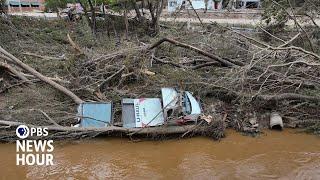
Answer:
122, 88, 202, 128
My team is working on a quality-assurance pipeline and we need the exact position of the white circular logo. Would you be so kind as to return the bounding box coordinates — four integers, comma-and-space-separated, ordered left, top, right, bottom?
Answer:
16, 125, 29, 139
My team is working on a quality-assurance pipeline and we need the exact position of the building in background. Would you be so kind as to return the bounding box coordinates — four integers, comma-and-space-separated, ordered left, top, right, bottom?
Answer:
211, 0, 223, 10
167, 0, 261, 13
229, 0, 261, 9
236, 0, 261, 9
168, 0, 223, 13
5, 0, 45, 13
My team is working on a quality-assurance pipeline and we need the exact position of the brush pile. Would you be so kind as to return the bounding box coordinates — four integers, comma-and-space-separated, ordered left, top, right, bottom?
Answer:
0, 15, 319, 142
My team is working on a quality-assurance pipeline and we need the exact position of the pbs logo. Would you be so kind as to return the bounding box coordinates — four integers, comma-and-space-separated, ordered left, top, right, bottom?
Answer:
16, 125, 30, 139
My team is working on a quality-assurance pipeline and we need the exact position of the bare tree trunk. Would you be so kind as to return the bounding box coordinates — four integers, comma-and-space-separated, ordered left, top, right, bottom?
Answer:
147, 0, 165, 35
102, 3, 110, 37
204, 0, 208, 13
154, 0, 165, 34
131, 0, 143, 22
142, 0, 145, 15
77, 0, 97, 35
124, 2, 129, 40
77, 0, 92, 29
147, 0, 156, 23
87, 0, 97, 35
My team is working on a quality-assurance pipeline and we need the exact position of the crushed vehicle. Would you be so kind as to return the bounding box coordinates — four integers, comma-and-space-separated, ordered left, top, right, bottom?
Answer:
76, 88, 202, 128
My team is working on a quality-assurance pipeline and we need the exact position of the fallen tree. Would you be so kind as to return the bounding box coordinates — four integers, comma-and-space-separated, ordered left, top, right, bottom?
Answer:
0, 46, 84, 104
148, 37, 239, 67
88, 37, 241, 68
0, 119, 225, 142
0, 62, 30, 82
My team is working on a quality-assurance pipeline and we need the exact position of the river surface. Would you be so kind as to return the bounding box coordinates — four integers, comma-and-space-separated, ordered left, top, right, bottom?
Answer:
0, 129, 319, 179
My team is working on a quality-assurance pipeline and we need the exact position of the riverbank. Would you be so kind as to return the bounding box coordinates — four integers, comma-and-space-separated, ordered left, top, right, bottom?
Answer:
0, 15, 319, 142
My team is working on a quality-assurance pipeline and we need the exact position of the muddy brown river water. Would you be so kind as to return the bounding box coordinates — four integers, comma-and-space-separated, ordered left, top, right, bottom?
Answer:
0, 129, 319, 179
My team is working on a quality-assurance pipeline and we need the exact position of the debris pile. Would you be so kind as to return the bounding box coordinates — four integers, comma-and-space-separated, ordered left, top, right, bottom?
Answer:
0, 16, 319, 141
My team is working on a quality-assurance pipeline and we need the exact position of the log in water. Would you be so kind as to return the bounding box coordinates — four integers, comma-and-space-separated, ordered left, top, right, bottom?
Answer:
0, 129, 319, 179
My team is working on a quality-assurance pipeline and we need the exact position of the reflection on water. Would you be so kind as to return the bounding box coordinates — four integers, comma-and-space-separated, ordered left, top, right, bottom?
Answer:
0, 130, 319, 179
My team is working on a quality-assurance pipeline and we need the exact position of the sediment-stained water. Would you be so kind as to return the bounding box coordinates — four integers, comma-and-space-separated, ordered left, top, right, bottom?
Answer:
0, 129, 319, 179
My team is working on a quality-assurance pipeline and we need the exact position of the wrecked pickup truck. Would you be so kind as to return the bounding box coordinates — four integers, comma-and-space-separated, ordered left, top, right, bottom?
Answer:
76, 88, 202, 128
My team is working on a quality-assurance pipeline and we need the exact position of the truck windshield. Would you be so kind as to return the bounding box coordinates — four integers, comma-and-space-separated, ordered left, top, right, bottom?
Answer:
183, 93, 191, 114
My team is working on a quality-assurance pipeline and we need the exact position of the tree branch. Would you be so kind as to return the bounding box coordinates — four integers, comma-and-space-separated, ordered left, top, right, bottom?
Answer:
0, 46, 84, 104
148, 37, 238, 67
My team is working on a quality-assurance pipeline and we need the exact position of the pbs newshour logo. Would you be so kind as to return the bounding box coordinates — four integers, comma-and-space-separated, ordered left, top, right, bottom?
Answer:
15, 125, 54, 166
16, 125, 30, 139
